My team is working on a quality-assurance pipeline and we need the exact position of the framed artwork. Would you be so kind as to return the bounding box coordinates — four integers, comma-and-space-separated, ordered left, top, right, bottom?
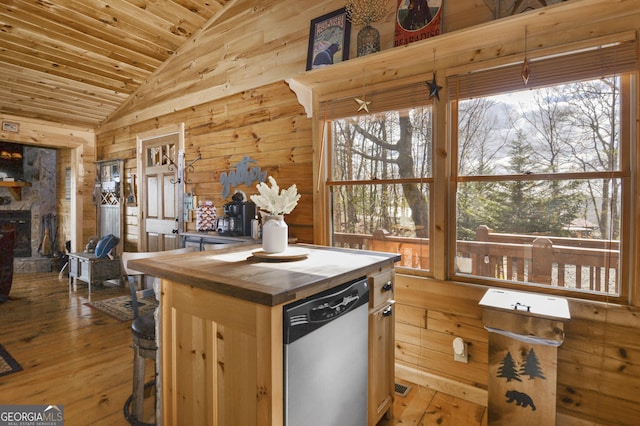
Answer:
306, 8, 351, 71
394, 0, 443, 47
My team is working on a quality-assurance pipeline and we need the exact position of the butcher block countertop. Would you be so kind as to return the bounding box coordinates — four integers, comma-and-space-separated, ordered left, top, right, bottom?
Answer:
129, 243, 401, 306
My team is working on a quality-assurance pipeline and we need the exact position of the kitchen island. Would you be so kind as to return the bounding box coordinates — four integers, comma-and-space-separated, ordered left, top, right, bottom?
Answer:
129, 243, 400, 426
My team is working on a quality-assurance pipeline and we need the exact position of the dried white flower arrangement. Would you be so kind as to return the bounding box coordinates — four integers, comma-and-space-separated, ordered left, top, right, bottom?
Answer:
345, 0, 389, 28
250, 176, 301, 216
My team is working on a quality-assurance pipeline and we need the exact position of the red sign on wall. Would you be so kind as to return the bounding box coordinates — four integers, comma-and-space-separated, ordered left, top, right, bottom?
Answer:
394, 0, 443, 47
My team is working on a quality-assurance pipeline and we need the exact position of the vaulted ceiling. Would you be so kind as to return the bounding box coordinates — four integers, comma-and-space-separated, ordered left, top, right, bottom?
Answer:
0, 0, 233, 129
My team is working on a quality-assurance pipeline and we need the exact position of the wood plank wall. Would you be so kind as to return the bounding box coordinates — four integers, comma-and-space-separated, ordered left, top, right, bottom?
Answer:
97, 81, 313, 249
93, 0, 640, 424
56, 148, 71, 250
395, 277, 640, 424
0, 113, 95, 253
95, 0, 493, 249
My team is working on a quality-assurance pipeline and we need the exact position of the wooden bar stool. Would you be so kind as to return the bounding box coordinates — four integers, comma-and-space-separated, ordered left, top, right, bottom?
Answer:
121, 247, 195, 425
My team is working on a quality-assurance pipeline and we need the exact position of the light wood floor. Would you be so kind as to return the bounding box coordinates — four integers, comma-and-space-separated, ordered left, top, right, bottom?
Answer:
1, 271, 485, 426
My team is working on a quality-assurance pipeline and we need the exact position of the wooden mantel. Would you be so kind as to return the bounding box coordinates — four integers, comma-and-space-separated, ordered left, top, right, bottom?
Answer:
0, 181, 31, 201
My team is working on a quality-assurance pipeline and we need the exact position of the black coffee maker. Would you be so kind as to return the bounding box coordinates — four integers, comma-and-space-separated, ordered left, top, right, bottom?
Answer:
218, 192, 256, 236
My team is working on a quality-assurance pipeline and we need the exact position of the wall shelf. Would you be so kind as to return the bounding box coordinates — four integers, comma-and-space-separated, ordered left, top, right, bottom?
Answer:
0, 181, 32, 201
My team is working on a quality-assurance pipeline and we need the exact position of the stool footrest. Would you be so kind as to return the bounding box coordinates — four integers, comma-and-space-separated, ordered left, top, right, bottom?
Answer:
123, 380, 156, 426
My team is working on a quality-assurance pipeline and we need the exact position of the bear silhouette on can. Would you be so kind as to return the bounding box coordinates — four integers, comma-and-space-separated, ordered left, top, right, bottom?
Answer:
505, 390, 536, 411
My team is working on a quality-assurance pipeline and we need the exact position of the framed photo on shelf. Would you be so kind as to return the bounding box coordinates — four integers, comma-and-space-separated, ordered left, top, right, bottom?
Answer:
306, 8, 351, 71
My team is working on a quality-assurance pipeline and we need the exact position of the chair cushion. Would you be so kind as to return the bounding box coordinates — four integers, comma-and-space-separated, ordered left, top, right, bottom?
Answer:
95, 234, 119, 258
131, 312, 155, 340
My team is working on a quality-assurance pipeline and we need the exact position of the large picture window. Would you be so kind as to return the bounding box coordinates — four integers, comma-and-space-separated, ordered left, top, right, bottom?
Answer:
449, 40, 636, 299
328, 105, 432, 270
321, 39, 636, 301
454, 80, 624, 296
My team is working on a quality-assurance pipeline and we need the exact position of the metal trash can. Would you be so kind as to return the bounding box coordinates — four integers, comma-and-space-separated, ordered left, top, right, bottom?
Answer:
480, 288, 570, 425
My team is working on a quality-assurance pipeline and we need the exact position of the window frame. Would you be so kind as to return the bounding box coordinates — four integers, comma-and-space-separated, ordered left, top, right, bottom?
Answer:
323, 102, 435, 274
316, 39, 638, 304
446, 46, 635, 303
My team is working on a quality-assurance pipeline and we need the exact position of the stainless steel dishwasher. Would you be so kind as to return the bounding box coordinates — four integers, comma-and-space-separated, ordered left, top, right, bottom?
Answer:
283, 276, 369, 426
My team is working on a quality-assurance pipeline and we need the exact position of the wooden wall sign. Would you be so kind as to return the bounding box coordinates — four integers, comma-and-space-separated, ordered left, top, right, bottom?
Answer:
2, 121, 19, 133
394, 0, 443, 47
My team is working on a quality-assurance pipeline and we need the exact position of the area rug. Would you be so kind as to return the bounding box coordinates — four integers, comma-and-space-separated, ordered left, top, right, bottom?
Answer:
0, 344, 22, 377
86, 295, 158, 322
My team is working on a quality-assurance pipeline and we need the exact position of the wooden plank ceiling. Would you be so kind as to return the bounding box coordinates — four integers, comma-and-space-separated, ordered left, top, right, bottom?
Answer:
0, 0, 232, 128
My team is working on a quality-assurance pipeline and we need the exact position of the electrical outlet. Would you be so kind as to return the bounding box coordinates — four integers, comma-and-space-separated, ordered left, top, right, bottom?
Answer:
453, 337, 469, 363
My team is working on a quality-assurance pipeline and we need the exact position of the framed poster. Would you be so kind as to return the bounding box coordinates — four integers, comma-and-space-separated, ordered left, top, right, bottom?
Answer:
394, 0, 443, 47
306, 8, 351, 71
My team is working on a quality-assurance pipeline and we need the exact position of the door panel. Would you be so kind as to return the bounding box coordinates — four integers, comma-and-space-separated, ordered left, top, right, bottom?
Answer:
163, 174, 176, 218
141, 134, 180, 251
147, 176, 158, 217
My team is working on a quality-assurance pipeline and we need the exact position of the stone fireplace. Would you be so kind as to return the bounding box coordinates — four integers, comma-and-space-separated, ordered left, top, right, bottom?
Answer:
0, 210, 31, 257
0, 143, 57, 273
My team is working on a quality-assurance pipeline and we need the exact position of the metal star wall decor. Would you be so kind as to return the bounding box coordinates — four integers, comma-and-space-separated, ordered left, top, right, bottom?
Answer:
355, 96, 371, 112
355, 72, 371, 112
426, 72, 443, 101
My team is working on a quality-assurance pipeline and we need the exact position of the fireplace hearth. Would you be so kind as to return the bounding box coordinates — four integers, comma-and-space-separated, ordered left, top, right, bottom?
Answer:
0, 144, 57, 273
0, 210, 31, 257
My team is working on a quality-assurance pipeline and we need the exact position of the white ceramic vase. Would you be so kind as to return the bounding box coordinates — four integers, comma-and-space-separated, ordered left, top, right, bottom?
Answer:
262, 215, 288, 253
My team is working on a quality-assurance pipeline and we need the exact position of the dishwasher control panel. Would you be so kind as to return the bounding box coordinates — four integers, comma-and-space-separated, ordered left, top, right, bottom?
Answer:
283, 277, 369, 344
310, 292, 359, 321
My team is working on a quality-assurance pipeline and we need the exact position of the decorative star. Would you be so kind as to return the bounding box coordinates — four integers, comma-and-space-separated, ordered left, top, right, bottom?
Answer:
521, 57, 531, 85
355, 97, 371, 113
426, 73, 443, 101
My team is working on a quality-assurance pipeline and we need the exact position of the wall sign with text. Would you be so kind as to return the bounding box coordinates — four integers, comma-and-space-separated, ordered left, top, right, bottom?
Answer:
394, 0, 443, 47
219, 156, 267, 199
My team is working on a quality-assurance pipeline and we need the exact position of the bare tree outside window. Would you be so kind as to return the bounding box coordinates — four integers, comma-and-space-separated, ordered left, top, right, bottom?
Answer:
330, 107, 432, 269
455, 77, 624, 295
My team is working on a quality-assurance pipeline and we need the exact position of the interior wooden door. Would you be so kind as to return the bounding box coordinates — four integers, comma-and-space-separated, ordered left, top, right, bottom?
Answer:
141, 134, 179, 251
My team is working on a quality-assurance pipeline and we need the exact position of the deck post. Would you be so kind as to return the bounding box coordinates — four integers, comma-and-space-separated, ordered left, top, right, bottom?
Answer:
531, 237, 553, 284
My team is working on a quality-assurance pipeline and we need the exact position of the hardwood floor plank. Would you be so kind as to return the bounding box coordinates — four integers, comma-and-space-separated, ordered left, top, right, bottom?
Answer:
0, 272, 134, 425
378, 379, 486, 426
423, 392, 486, 425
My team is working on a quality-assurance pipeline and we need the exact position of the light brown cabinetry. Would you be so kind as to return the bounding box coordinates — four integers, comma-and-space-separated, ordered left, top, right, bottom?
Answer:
369, 270, 395, 425
129, 245, 401, 425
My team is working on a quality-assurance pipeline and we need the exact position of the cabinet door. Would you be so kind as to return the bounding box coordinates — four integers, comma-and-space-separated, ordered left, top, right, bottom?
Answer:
369, 301, 395, 425
69, 256, 79, 278
370, 269, 394, 309
78, 258, 90, 282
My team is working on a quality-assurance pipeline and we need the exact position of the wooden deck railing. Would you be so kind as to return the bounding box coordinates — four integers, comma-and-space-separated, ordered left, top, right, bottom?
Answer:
333, 225, 619, 294
333, 230, 430, 270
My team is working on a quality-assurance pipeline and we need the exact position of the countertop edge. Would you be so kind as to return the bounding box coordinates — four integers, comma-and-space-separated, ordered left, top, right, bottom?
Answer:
129, 244, 401, 306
